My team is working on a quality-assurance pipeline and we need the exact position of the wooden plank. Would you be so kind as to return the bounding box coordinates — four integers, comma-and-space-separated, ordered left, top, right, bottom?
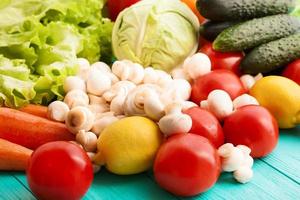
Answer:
83, 169, 179, 200
13, 170, 178, 200
0, 172, 35, 200
180, 159, 300, 200
260, 127, 300, 184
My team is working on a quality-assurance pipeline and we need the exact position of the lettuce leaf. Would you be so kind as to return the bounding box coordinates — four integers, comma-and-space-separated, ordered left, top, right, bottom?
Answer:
0, 0, 113, 107
0, 55, 35, 107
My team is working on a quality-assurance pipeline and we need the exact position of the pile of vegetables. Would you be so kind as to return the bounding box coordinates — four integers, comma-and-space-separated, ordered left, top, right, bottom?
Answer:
0, 0, 300, 199
198, 0, 300, 74
0, 0, 113, 107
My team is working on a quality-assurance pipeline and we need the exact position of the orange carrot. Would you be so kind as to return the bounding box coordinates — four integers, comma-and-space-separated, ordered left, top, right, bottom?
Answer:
19, 104, 48, 119
0, 107, 75, 150
0, 138, 33, 171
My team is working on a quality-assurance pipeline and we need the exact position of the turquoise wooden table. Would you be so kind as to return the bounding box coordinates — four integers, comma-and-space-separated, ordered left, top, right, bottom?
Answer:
1, 127, 300, 200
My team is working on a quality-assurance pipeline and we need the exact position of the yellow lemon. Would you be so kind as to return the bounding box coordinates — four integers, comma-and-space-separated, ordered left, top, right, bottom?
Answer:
250, 76, 300, 128
93, 116, 163, 175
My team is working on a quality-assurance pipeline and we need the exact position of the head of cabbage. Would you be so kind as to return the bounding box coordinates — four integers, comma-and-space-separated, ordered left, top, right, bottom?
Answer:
112, 0, 200, 72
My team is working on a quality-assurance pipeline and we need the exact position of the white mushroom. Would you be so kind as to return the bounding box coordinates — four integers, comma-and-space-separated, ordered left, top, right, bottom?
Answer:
218, 143, 235, 158
200, 100, 209, 110
47, 101, 70, 122
94, 111, 115, 119
90, 62, 119, 84
64, 76, 86, 93
110, 95, 126, 115
158, 103, 192, 137
76, 130, 98, 152
77, 58, 90, 67
170, 79, 192, 100
180, 101, 198, 111
160, 79, 191, 105
219, 143, 254, 183
207, 90, 233, 121
87, 68, 112, 96
143, 68, 173, 88
236, 145, 252, 155
87, 152, 96, 161
218, 143, 245, 172
91, 62, 111, 74
233, 94, 259, 110
130, 63, 145, 84
112, 60, 130, 77
66, 106, 95, 134
91, 114, 119, 136
102, 81, 136, 102
182, 53, 211, 80
112, 60, 144, 84
143, 67, 158, 84
233, 166, 253, 184
171, 68, 188, 80
236, 145, 254, 168
64, 89, 89, 108
76, 58, 90, 81
124, 84, 161, 116
240, 75, 256, 91
88, 104, 110, 115
240, 73, 263, 91
69, 141, 83, 149
155, 70, 173, 88
144, 90, 165, 121
88, 95, 107, 105
254, 73, 263, 81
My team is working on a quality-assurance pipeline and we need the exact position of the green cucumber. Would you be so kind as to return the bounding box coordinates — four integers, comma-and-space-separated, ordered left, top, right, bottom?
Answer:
241, 33, 300, 74
196, 0, 296, 21
213, 14, 300, 52
200, 21, 240, 42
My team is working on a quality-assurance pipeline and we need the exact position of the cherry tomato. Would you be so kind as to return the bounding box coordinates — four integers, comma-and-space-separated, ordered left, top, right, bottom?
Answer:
27, 141, 93, 200
223, 105, 279, 158
107, 0, 140, 21
200, 43, 244, 76
154, 134, 221, 197
282, 59, 300, 85
184, 107, 224, 148
191, 69, 246, 104
181, 0, 206, 23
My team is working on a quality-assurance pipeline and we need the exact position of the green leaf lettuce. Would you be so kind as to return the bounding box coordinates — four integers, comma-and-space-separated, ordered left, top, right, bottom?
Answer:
0, 0, 113, 107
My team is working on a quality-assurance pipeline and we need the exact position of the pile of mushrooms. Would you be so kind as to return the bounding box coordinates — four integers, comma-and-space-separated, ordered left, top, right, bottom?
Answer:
47, 53, 257, 184
47, 55, 211, 172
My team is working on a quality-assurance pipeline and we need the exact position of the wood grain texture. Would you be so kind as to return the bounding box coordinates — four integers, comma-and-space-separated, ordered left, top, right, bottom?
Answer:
0, 172, 35, 200
4, 129, 300, 200
260, 127, 300, 184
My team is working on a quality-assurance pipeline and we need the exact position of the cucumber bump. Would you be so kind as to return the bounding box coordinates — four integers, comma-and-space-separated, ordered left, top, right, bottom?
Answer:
196, 0, 296, 21
241, 33, 300, 74
213, 14, 300, 52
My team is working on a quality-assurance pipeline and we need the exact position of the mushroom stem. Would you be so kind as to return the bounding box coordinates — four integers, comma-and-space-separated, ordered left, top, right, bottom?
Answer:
66, 106, 95, 134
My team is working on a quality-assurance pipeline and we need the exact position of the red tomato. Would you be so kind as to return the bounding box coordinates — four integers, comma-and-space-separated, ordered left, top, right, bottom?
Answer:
27, 141, 93, 200
184, 107, 224, 148
107, 0, 140, 21
154, 134, 221, 196
191, 69, 246, 104
223, 105, 279, 158
200, 43, 244, 76
282, 59, 300, 85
